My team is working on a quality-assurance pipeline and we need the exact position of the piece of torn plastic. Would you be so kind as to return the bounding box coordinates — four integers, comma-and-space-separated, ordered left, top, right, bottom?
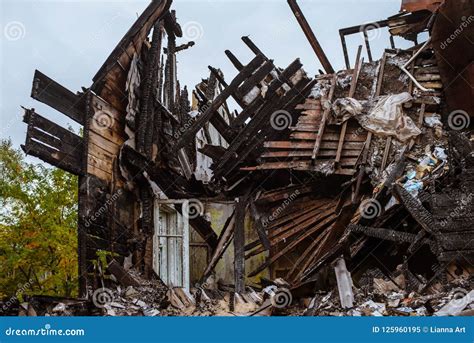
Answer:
357, 92, 421, 142
331, 97, 363, 124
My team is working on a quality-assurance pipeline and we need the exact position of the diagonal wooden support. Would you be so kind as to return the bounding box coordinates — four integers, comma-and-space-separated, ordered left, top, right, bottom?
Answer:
395, 184, 440, 236
175, 55, 265, 150
335, 45, 363, 164
287, 0, 334, 74
214, 59, 303, 175
312, 74, 337, 160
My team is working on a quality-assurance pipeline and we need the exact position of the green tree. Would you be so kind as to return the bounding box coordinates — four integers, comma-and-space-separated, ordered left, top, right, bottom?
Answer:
0, 139, 78, 298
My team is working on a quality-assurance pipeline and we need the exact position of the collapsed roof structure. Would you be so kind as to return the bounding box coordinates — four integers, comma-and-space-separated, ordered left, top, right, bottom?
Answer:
13, 0, 473, 316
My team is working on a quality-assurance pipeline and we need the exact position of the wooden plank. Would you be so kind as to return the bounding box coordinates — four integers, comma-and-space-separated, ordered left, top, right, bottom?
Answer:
87, 164, 112, 182
88, 131, 120, 156
22, 139, 82, 175
336, 45, 362, 164
88, 141, 115, 166
234, 198, 246, 294
230, 59, 302, 129
381, 136, 392, 170
247, 214, 336, 277
269, 203, 335, 240
31, 70, 85, 125
198, 144, 226, 160
241, 159, 358, 170
23, 108, 83, 147
287, 0, 334, 74
261, 149, 362, 158
292, 131, 366, 142
249, 200, 271, 251
28, 127, 78, 156
87, 154, 113, 175
225, 50, 244, 71
312, 74, 337, 159
201, 212, 235, 281
235, 60, 274, 99
264, 141, 364, 150
175, 55, 265, 150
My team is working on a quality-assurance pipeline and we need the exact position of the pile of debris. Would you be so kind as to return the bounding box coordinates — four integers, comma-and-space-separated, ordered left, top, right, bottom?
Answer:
15, 0, 473, 317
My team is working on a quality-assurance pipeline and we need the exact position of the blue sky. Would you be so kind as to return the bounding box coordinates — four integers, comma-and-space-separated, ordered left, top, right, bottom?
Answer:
0, 0, 413, 159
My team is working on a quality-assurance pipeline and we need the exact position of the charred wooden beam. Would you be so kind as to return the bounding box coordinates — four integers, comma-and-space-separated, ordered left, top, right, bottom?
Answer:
287, 0, 334, 74
234, 197, 246, 294
163, 10, 182, 37
248, 214, 336, 278
214, 59, 303, 175
22, 109, 83, 175
137, 21, 163, 158
339, 19, 389, 68
175, 54, 265, 150
164, 41, 195, 54
235, 59, 275, 99
92, 0, 172, 86
250, 200, 271, 251
241, 36, 268, 60
31, 70, 86, 125
198, 144, 227, 161
200, 212, 235, 282
21, 139, 83, 176
227, 78, 316, 173
23, 108, 83, 147
106, 258, 140, 287
348, 224, 418, 244
225, 50, 244, 71
312, 75, 336, 160
395, 184, 440, 236
336, 46, 362, 165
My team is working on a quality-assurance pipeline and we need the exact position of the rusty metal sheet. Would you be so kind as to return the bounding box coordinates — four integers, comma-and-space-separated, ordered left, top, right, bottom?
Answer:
401, 0, 444, 12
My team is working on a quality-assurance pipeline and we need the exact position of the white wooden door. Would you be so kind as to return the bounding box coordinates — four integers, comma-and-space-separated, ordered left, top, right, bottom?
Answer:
153, 201, 190, 292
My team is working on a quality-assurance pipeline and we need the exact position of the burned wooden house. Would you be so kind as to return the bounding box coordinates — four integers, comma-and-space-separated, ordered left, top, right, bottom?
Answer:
19, 0, 473, 315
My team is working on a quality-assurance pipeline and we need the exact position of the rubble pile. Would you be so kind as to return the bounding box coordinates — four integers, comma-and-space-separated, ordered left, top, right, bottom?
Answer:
15, 0, 472, 317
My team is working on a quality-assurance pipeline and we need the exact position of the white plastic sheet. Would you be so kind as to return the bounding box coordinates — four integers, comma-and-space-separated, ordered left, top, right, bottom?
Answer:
357, 92, 421, 142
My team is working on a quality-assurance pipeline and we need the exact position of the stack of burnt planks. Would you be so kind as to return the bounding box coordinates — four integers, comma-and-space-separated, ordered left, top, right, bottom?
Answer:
247, 46, 371, 177
175, 37, 316, 188
244, 184, 341, 285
